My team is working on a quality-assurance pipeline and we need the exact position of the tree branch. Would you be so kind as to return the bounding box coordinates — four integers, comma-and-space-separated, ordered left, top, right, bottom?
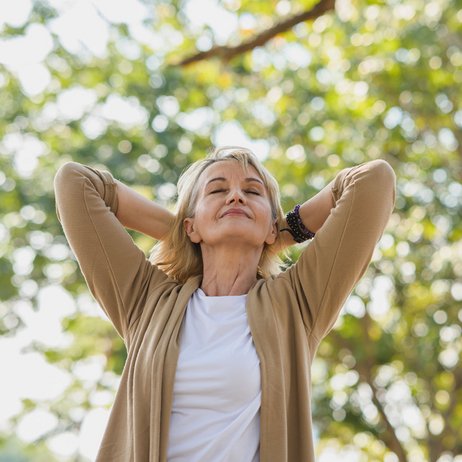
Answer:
358, 365, 408, 462
433, 366, 462, 459
173, 0, 336, 67
330, 326, 408, 462
360, 314, 409, 462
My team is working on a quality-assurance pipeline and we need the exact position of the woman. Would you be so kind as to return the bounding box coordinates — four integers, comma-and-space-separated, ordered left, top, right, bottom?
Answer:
54, 146, 396, 461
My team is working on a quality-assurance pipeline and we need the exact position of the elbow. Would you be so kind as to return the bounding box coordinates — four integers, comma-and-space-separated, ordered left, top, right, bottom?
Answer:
357, 159, 396, 210
54, 162, 84, 223
54, 161, 81, 183
368, 159, 396, 184
368, 159, 396, 205
54, 161, 88, 194
336, 159, 396, 217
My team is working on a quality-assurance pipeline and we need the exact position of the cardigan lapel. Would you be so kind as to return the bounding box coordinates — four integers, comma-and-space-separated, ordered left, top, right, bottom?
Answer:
159, 275, 202, 462
247, 279, 287, 462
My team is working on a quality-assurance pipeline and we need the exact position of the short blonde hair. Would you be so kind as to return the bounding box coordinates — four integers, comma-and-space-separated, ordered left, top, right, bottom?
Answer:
149, 146, 286, 283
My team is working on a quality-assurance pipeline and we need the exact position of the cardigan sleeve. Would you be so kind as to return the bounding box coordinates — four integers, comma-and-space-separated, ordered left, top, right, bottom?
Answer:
54, 161, 169, 339
279, 159, 396, 343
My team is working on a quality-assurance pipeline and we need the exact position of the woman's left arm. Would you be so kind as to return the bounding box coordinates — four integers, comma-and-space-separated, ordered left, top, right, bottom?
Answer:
278, 159, 396, 342
278, 178, 336, 249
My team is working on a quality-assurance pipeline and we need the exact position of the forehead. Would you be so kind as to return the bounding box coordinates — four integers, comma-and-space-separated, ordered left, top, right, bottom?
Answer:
200, 160, 262, 184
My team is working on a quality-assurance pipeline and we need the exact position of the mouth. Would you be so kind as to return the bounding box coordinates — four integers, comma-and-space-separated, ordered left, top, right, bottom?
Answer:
221, 208, 250, 218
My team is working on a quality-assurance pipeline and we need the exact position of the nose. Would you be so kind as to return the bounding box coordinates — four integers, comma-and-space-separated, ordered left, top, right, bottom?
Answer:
225, 188, 246, 204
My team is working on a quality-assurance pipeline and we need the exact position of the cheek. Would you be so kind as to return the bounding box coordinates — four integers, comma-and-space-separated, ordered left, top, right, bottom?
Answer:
193, 200, 217, 226
256, 200, 273, 221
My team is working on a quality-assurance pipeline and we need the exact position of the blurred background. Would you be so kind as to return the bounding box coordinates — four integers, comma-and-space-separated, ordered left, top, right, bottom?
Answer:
0, 0, 461, 460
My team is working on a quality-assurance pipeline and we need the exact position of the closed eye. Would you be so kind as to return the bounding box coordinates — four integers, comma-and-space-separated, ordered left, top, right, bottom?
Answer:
209, 189, 261, 195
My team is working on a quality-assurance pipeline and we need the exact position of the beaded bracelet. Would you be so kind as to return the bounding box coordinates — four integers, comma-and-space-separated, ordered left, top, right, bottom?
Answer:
280, 204, 316, 243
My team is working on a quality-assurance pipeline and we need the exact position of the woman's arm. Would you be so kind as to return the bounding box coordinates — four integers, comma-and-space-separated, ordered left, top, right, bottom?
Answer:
115, 180, 174, 240
279, 179, 335, 248
275, 160, 396, 342
116, 169, 331, 245
54, 162, 169, 339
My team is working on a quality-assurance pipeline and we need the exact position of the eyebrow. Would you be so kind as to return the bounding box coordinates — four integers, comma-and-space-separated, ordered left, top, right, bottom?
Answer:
206, 177, 264, 186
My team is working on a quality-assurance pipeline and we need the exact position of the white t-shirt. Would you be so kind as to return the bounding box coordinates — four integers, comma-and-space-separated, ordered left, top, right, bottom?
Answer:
167, 288, 261, 462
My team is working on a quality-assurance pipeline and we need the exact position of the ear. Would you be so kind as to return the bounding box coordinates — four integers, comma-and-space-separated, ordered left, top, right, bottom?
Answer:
184, 217, 201, 243
265, 218, 278, 245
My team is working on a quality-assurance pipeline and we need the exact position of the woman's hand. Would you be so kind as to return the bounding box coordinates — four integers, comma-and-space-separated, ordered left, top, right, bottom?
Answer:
115, 179, 175, 241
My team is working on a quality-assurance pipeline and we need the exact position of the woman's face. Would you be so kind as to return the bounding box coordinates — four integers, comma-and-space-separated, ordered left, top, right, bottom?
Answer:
184, 160, 277, 249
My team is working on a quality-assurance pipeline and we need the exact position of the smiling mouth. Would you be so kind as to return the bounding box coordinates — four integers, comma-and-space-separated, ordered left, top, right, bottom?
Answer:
221, 209, 249, 218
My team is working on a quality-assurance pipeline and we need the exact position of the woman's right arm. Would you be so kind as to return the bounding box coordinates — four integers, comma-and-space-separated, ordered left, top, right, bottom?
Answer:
54, 162, 169, 339
114, 180, 174, 241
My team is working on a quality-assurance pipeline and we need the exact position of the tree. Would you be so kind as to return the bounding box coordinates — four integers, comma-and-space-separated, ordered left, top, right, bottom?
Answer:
1, 0, 461, 460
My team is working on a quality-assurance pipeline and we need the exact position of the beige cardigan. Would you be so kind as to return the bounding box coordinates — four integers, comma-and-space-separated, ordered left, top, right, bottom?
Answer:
54, 159, 395, 461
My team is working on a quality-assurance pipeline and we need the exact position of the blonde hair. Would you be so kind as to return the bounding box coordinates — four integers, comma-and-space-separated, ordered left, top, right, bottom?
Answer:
149, 146, 286, 283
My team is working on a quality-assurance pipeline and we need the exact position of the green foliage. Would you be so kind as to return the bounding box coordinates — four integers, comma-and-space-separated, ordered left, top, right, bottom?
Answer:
1, 0, 461, 460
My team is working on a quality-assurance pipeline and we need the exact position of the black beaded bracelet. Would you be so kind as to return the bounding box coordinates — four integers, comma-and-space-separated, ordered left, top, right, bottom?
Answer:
281, 204, 316, 243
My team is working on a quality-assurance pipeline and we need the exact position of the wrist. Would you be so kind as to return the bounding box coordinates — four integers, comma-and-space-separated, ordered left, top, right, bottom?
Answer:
281, 204, 316, 244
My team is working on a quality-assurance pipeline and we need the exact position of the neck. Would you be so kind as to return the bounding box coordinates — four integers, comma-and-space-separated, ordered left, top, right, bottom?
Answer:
199, 243, 262, 296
